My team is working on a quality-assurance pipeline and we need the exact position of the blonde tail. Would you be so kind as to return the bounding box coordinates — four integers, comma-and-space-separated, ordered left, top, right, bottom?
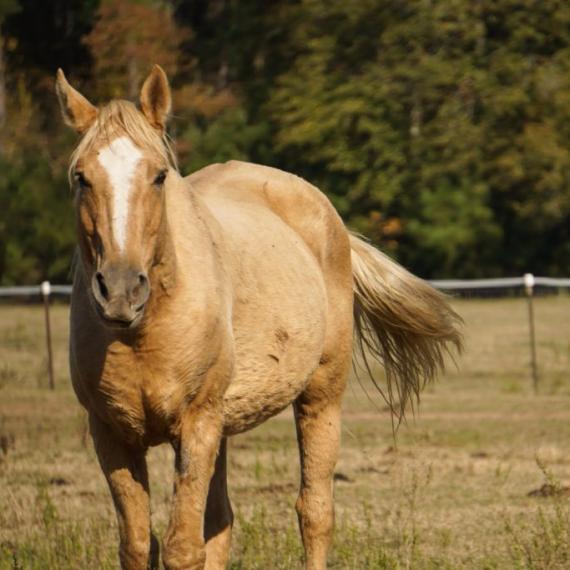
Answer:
350, 233, 463, 417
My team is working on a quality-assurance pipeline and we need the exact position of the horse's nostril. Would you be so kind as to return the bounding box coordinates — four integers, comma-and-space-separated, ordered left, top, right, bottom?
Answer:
95, 271, 109, 301
132, 272, 150, 309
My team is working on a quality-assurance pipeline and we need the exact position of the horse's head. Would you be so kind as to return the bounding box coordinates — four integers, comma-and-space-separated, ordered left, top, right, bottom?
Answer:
56, 65, 176, 329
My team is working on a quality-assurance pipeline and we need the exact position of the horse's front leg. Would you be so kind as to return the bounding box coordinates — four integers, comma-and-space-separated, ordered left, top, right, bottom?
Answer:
162, 403, 224, 570
90, 414, 158, 570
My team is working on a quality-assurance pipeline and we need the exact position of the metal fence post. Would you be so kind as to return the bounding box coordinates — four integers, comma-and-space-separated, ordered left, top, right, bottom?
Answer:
41, 280, 55, 390
524, 273, 538, 393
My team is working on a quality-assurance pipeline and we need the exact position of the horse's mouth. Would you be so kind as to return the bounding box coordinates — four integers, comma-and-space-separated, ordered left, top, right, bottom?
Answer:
102, 314, 142, 329
92, 299, 145, 330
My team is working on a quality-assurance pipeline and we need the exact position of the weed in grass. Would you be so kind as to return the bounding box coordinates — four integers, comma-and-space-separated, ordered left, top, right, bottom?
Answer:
546, 372, 567, 396
332, 466, 440, 569
504, 462, 570, 569
0, 415, 15, 463
230, 502, 402, 570
503, 379, 524, 394
380, 464, 433, 568
494, 462, 513, 485
1, 325, 34, 351
505, 502, 570, 570
0, 365, 19, 389
253, 454, 263, 481
35, 358, 50, 390
332, 513, 398, 570
229, 506, 303, 569
0, 483, 115, 570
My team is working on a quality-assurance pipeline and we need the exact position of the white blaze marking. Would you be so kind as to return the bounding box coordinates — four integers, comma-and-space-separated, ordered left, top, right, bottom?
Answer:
97, 136, 142, 253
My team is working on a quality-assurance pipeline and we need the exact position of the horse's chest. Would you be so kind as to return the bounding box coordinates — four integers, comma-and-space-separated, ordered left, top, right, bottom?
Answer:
74, 343, 195, 446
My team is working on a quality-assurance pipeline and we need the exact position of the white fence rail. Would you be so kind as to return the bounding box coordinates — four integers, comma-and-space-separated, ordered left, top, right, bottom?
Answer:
0, 284, 72, 297
2, 275, 570, 298
430, 276, 570, 290
1, 275, 570, 393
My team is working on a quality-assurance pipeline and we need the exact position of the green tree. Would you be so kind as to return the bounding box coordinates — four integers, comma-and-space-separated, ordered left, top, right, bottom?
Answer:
2, 0, 570, 283
479, 0, 570, 275
85, 0, 188, 99
265, 0, 500, 276
0, 0, 20, 127
265, 0, 570, 277
0, 83, 74, 284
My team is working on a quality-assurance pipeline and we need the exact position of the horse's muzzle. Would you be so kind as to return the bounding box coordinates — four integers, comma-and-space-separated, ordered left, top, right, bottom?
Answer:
91, 264, 150, 328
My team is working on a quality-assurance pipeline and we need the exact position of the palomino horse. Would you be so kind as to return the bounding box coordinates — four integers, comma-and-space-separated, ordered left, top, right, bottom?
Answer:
56, 65, 461, 570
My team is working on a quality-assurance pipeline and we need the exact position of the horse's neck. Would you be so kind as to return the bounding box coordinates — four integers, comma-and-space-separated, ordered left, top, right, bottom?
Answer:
148, 202, 177, 300
151, 176, 226, 315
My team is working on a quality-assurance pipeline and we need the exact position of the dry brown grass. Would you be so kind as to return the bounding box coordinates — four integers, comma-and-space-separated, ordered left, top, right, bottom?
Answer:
1, 296, 570, 568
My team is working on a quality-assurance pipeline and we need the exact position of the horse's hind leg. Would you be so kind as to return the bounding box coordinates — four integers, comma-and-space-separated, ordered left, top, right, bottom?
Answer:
294, 344, 351, 570
204, 438, 233, 569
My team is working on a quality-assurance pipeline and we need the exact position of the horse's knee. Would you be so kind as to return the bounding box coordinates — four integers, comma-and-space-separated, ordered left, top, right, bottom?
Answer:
119, 536, 152, 570
296, 489, 335, 538
163, 537, 206, 570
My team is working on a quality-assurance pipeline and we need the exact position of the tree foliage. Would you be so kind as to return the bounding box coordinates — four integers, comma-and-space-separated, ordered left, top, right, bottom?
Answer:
1, 0, 570, 283
85, 0, 189, 99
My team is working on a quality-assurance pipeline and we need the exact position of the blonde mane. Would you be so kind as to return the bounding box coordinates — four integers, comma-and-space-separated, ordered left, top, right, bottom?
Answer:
68, 99, 177, 183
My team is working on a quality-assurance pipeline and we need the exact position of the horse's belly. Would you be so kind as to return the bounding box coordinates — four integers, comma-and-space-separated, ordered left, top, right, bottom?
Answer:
222, 347, 323, 435
222, 336, 323, 435
220, 235, 327, 434
222, 280, 327, 434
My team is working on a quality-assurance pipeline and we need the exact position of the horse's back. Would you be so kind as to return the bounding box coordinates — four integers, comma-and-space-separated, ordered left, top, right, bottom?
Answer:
187, 160, 352, 280
186, 161, 353, 434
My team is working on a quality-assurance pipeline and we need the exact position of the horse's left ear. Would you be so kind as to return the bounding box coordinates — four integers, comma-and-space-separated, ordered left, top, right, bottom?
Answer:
140, 64, 171, 132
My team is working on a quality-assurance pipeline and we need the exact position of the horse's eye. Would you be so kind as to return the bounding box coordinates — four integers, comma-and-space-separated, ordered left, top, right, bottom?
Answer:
75, 172, 91, 189
153, 170, 167, 187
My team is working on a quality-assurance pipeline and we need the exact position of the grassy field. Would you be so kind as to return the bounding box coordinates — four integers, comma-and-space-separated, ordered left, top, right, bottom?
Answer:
1, 296, 570, 569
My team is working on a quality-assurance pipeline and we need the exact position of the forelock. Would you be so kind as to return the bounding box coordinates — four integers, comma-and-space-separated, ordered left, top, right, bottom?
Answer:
68, 99, 177, 184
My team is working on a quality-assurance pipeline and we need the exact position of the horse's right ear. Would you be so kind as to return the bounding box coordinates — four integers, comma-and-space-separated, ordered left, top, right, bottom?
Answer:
55, 69, 97, 133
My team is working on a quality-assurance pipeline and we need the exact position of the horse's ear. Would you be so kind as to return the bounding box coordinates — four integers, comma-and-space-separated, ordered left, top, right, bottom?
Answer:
55, 69, 97, 133
140, 64, 171, 133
